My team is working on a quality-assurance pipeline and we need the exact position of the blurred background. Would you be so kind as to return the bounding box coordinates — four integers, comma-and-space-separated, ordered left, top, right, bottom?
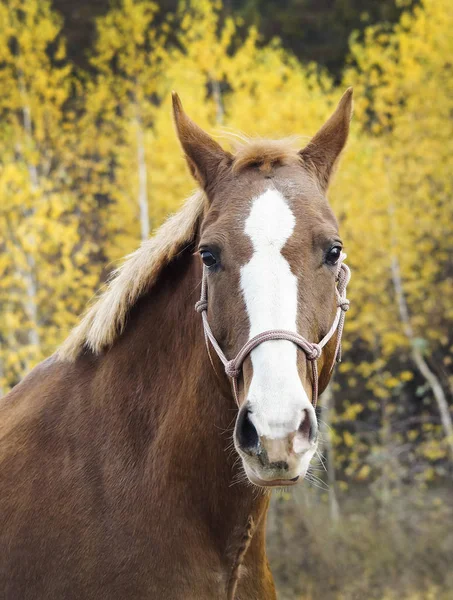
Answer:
0, 0, 452, 598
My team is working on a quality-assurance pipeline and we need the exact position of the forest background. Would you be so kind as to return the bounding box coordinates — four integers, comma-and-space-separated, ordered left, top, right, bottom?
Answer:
1, 0, 452, 598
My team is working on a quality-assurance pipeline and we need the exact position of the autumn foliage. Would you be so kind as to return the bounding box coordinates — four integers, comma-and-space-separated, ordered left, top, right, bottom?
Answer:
0, 0, 452, 597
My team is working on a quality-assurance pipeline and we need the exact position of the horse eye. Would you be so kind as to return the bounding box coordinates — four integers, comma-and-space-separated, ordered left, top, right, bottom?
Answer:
325, 246, 342, 265
200, 250, 217, 268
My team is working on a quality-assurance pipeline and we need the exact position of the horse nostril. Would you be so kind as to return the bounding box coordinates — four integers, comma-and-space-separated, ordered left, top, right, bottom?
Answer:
298, 409, 317, 442
236, 407, 259, 453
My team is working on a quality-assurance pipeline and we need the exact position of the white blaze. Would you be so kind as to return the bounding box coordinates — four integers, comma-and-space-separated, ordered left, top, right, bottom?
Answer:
240, 188, 313, 440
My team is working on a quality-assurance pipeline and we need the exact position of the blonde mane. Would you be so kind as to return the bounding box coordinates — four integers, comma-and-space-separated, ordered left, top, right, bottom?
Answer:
58, 137, 301, 361
58, 191, 206, 361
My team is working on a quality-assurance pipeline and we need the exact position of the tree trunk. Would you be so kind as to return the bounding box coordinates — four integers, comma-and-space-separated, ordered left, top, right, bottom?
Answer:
22, 100, 39, 188
210, 76, 224, 125
320, 384, 341, 523
21, 186, 41, 351
390, 255, 453, 461
24, 253, 40, 348
378, 392, 392, 512
385, 177, 453, 462
136, 120, 150, 241
18, 81, 41, 353
4, 213, 40, 360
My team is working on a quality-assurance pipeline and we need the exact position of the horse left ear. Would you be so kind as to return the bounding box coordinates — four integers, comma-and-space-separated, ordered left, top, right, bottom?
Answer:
172, 92, 232, 191
300, 88, 353, 192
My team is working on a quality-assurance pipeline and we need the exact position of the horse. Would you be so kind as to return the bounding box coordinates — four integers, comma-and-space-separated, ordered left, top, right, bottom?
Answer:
0, 88, 353, 599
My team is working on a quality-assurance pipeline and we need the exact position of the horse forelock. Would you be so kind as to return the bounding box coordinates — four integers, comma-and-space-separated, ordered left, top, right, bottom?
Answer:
230, 136, 303, 174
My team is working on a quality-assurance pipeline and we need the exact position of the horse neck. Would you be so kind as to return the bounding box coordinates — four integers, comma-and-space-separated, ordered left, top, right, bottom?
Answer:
96, 249, 270, 553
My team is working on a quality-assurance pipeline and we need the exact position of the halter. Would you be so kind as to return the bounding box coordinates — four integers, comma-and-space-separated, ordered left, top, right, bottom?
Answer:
195, 254, 351, 408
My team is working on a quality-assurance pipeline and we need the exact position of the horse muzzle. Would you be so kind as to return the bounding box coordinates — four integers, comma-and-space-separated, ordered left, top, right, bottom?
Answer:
233, 403, 318, 487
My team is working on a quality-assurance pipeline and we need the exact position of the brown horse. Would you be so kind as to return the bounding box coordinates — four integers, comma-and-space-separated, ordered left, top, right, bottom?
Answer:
0, 89, 353, 599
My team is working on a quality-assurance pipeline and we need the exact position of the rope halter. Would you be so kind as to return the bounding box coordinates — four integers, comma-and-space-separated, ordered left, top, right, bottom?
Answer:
195, 254, 351, 408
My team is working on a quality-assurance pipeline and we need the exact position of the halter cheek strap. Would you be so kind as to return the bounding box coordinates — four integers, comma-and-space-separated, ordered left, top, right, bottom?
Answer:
195, 254, 351, 408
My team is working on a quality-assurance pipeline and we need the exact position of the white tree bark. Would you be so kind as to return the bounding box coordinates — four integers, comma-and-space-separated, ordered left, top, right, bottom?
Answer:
136, 120, 150, 241
15, 75, 41, 355
210, 76, 224, 125
20, 99, 41, 352
320, 383, 341, 523
5, 215, 40, 356
24, 253, 40, 348
390, 255, 453, 460
384, 167, 453, 461
21, 100, 39, 188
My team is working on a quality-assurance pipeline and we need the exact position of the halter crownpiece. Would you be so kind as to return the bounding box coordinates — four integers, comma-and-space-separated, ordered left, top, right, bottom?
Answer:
195, 254, 351, 408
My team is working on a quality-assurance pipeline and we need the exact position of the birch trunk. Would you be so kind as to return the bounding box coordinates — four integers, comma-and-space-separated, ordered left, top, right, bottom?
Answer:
378, 393, 392, 511
210, 77, 224, 125
136, 120, 150, 241
385, 171, 453, 461
24, 253, 40, 348
390, 255, 453, 460
320, 384, 341, 523
19, 82, 41, 352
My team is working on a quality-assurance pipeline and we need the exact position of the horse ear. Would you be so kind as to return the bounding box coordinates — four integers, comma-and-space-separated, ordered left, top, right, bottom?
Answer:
172, 92, 232, 190
299, 88, 353, 192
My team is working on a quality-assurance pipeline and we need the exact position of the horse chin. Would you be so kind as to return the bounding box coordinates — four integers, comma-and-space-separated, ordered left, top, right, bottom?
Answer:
239, 448, 317, 489
241, 463, 304, 489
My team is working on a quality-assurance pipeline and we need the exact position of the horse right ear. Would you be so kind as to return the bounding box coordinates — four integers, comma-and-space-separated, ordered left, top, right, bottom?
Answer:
172, 92, 232, 191
299, 88, 353, 192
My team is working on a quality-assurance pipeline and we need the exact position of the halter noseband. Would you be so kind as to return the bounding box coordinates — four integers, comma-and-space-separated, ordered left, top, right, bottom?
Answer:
195, 254, 351, 408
